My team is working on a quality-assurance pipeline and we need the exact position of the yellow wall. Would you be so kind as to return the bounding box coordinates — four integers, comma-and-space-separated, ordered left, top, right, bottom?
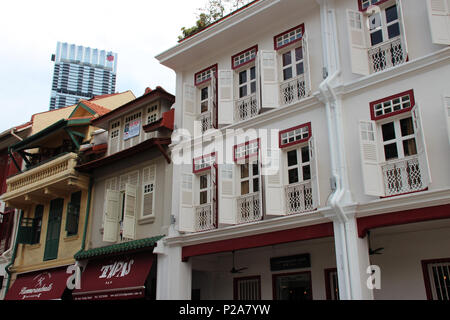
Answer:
12, 189, 89, 273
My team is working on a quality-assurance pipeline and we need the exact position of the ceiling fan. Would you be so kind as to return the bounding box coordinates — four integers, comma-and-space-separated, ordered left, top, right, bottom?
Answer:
230, 250, 248, 274
367, 231, 384, 255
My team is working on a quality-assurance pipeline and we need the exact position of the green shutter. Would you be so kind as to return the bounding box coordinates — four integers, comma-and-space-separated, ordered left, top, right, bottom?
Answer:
17, 218, 34, 245
32, 205, 44, 244
65, 191, 81, 236
43, 198, 64, 261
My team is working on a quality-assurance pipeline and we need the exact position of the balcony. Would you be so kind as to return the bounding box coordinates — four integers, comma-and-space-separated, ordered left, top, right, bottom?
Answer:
1, 152, 89, 207
194, 203, 216, 232
368, 36, 406, 74
285, 181, 314, 215
381, 155, 425, 197
280, 74, 308, 106
234, 93, 259, 122
236, 192, 261, 224
198, 111, 214, 133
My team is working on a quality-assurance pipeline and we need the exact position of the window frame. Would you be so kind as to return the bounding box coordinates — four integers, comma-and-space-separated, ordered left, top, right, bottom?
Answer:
194, 64, 218, 87
237, 65, 257, 99
379, 115, 417, 162
358, 0, 392, 12
279, 44, 305, 82
239, 162, 260, 196
370, 89, 415, 121
421, 258, 450, 300
285, 143, 312, 186
273, 23, 305, 51
231, 45, 258, 70
279, 122, 312, 149
233, 275, 261, 300
272, 271, 313, 300
193, 152, 216, 174
233, 139, 260, 163
366, 2, 401, 47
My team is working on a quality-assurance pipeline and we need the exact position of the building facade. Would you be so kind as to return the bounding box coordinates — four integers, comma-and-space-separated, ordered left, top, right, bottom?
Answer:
49, 42, 118, 110
0, 93, 135, 300
154, 0, 450, 300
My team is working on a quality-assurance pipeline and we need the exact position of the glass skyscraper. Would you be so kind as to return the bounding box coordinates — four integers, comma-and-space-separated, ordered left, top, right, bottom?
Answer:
49, 42, 118, 110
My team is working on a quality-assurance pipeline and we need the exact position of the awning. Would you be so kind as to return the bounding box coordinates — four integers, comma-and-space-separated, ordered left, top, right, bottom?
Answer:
5, 266, 71, 300
73, 251, 154, 300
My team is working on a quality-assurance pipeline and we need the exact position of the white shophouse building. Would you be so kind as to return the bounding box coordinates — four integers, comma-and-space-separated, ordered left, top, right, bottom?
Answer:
154, 0, 450, 300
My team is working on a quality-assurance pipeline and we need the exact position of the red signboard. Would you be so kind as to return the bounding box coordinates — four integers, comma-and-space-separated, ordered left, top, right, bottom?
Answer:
73, 252, 154, 300
5, 266, 71, 300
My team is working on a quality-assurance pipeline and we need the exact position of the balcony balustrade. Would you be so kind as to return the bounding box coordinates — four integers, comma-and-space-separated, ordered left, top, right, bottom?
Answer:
368, 36, 406, 74
285, 180, 314, 215
234, 94, 259, 122
194, 203, 216, 232
280, 74, 308, 106
381, 155, 425, 196
236, 192, 261, 224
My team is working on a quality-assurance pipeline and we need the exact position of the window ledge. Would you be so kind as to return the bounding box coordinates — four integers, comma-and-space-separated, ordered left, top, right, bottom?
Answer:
64, 234, 79, 242
138, 216, 155, 225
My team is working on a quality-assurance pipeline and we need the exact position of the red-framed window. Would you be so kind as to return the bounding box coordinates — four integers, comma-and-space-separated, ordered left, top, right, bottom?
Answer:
370, 89, 415, 121
231, 45, 258, 70
233, 139, 259, 162
273, 23, 305, 51
192, 152, 216, 174
233, 275, 261, 300
358, 0, 391, 12
421, 258, 450, 300
194, 64, 218, 87
279, 122, 312, 149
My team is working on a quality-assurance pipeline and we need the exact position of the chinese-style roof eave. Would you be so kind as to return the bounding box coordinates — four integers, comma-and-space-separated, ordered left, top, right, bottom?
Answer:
91, 87, 175, 129
75, 137, 171, 172
74, 235, 164, 260
143, 108, 174, 133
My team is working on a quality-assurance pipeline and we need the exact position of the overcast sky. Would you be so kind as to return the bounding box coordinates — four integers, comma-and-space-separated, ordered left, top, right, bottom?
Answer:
0, 0, 211, 132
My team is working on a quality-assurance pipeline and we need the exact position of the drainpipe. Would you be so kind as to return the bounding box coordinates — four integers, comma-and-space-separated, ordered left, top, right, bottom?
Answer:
10, 128, 23, 142
318, 0, 354, 299
3, 210, 23, 297
74, 177, 94, 259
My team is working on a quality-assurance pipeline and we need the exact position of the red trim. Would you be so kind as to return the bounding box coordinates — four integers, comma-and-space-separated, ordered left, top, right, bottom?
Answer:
357, 204, 450, 238
278, 122, 312, 149
324, 268, 338, 300
358, 0, 391, 12
182, 222, 334, 261
233, 275, 261, 300
231, 45, 258, 70
194, 64, 218, 87
273, 23, 305, 51
143, 108, 175, 133
272, 271, 313, 300
233, 138, 260, 162
421, 257, 450, 300
192, 152, 216, 174
370, 89, 415, 121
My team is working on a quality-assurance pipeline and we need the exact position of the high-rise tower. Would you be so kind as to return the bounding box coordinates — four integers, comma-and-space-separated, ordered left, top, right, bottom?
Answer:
49, 42, 117, 110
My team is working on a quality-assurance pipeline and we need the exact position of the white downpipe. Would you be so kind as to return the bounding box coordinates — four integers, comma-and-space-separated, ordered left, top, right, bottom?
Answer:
318, 0, 355, 300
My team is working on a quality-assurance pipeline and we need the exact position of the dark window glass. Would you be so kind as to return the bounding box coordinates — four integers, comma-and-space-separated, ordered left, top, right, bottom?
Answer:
241, 164, 249, 179
295, 47, 303, 61
384, 143, 398, 160
403, 138, 417, 156
200, 175, 208, 189
400, 117, 414, 137
287, 150, 298, 167
387, 23, 400, 39
253, 178, 259, 192
250, 67, 256, 80
288, 168, 299, 184
301, 146, 310, 163
371, 30, 384, 46
283, 68, 293, 81
239, 85, 247, 98
201, 87, 208, 100
385, 5, 398, 23
200, 191, 208, 205
296, 62, 304, 75
302, 165, 311, 181
283, 51, 292, 67
252, 163, 259, 176
239, 70, 247, 85
250, 81, 256, 94
382, 122, 396, 141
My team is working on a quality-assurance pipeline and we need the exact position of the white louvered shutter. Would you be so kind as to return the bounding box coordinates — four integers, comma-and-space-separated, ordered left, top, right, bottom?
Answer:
211, 73, 217, 129
259, 50, 279, 109
122, 183, 137, 239
309, 137, 320, 209
108, 121, 120, 155
445, 96, 450, 143
183, 83, 196, 136
142, 165, 156, 217
211, 164, 217, 228
302, 32, 312, 96
103, 189, 120, 242
218, 163, 237, 224
396, 0, 409, 59
218, 70, 234, 125
412, 104, 432, 187
359, 120, 385, 196
426, 0, 450, 45
179, 165, 195, 232
347, 9, 370, 75
264, 148, 285, 216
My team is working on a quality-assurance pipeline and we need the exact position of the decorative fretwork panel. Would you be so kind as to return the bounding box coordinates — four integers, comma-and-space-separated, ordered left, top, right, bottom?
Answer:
198, 111, 213, 133
285, 181, 314, 215
234, 93, 259, 122
236, 192, 261, 224
280, 74, 307, 106
368, 37, 406, 74
195, 204, 216, 232
382, 155, 425, 196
